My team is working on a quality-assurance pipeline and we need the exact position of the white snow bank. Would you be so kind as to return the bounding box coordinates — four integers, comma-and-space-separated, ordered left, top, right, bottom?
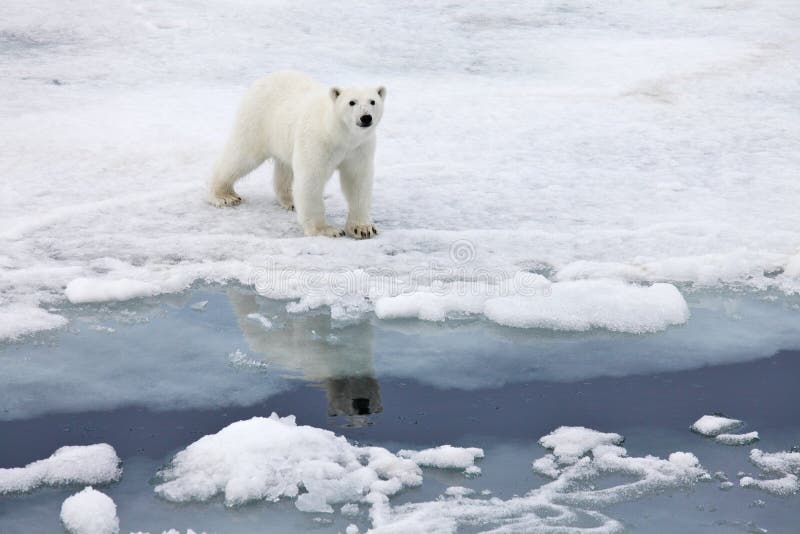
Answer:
155, 414, 423, 512
690, 415, 743, 436
65, 277, 160, 304
371, 426, 706, 533
397, 445, 484, 473
740, 449, 800, 495
0, 444, 121, 494
715, 432, 759, 446
376, 279, 689, 333
60, 486, 119, 534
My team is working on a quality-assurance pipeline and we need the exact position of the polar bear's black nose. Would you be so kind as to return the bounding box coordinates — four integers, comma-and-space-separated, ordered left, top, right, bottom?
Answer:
360, 114, 372, 126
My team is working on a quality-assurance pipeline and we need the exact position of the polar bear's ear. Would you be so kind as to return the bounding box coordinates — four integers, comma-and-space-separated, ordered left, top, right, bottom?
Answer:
330, 87, 342, 101
377, 86, 387, 100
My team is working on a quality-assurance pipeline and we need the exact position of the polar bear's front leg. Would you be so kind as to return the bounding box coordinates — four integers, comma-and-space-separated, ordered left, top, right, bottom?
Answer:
339, 144, 378, 239
292, 160, 344, 238
273, 161, 294, 210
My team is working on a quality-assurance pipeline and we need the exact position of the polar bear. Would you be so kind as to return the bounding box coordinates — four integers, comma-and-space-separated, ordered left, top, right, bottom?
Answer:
208, 70, 385, 239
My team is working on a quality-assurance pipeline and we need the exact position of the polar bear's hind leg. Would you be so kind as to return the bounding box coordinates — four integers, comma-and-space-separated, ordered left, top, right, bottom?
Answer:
208, 128, 268, 207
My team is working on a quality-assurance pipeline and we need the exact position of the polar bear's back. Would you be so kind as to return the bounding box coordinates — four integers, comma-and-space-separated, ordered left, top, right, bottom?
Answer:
236, 70, 327, 163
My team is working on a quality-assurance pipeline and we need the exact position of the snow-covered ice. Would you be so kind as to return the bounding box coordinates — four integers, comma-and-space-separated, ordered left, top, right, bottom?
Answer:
2, 0, 800, 340
740, 448, 800, 495
64, 278, 160, 304
369, 426, 706, 533
153, 417, 707, 532
0, 444, 121, 494
154, 414, 424, 511
397, 445, 484, 473
715, 431, 760, 446
60, 487, 119, 534
690, 415, 743, 437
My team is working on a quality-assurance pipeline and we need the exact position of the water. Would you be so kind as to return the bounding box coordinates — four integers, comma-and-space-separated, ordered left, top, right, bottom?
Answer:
1, 285, 799, 533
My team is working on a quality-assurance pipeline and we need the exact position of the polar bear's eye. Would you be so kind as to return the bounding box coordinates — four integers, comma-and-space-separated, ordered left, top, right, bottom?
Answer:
370, 100, 375, 105
349, 100, 356, 106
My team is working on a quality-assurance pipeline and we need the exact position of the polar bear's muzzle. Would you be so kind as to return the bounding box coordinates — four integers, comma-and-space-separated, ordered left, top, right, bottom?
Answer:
358, 114, 373, 128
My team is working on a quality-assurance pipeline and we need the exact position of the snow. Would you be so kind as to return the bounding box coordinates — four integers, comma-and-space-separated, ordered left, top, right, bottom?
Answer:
740, 448, 800, 495
376, 279, 690, 333
370, 426, 706, 533
0, 304, 68, 340
397, 445, 484, 472
715, 432, 759, 446
154, 413, 424, 511
64, 278, 160, 304
60, 487, 119, 534
0, 444, 121, 494
246, 312, 273, 329
3, 0, 800, 340
190, 300, 208, 311
690, 415, 743, 437
538, 426, 624, 465
153, 417, 707, 532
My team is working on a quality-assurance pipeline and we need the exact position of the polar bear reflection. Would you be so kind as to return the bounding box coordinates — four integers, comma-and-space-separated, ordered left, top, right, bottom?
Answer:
228, 290, 381, 423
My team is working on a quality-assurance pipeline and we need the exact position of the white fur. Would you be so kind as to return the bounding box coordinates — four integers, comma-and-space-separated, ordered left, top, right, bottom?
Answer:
208, 70, 385, 238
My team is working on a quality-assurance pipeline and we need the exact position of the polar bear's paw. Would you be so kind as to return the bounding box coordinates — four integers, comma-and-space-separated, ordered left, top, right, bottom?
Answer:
309, 225, 346, 238
277, 198, 295, 211
209, 190, 243, 207
346, 223, 378, 240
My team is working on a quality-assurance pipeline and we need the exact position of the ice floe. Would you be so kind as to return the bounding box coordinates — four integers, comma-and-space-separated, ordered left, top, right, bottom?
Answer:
397, 445, 484, 474
0, 443, 121, 494
154, 417, 707, 533
65, 278, 160, 304
715, 432, 760, 446
60, 486, 119, 534
740, 449, 800, 495
376, 279, 690, 334
690, 415, 760, 446
690, 415, 743, 436
154, 414, 424, 512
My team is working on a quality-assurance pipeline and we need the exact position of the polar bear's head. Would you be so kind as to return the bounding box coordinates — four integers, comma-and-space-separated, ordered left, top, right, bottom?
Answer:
330, 85, 386, 136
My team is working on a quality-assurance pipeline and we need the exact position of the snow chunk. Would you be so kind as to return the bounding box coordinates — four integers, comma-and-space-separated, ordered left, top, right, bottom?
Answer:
246, 312, 273, 329
484, 280, 688, 333
376, 280, 689, 334
345, 525, 359, 534
532, 454, 561, 479
538, 426, 624, 465
190, 300, 208, 311
715, 431, 759, 446
340, 503, 359, 516
60, 486, 119, 534
65, 277, 160, 304
690, 415, 743, 436
0, 444, 121, 494
740, 448, 800, 495
397, 445, 484, 471
443, 486, 474, 498
155, 414, 422, 511
0, 304, 67, 340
